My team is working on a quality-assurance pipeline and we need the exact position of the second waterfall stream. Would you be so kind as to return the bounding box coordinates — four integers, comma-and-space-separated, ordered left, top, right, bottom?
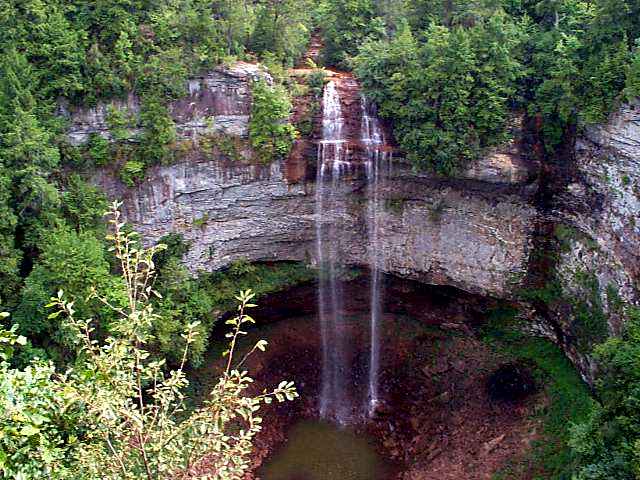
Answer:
315, 77, 392, 423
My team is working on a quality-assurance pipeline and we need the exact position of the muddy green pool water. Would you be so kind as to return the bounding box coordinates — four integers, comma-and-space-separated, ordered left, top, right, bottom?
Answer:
259, 420, 391, 480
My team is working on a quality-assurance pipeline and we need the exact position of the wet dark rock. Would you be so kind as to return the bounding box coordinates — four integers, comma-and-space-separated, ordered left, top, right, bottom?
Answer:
487, 363, 536, 402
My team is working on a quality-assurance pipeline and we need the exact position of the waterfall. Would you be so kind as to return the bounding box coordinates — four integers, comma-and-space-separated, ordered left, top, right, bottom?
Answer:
316, 80, 390, 423
361, 97, 390, 416
316, 81, 350, 423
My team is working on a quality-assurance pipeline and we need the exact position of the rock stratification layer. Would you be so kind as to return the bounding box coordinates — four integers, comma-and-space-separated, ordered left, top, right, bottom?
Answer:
88, 64, 537, 300
548, 100, 640, 380
74, 60, 640, 385
93, 163, 536, 301
61, 62, 268, 145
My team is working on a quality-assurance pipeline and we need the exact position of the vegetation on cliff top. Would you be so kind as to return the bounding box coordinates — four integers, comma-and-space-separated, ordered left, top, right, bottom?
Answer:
326, 0, 640, 174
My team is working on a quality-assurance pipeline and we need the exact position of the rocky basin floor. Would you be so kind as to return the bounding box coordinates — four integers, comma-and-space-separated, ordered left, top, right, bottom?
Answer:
188, 280, 582, 480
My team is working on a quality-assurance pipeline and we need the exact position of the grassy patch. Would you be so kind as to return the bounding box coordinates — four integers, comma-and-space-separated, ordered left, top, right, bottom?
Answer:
483, 307, 594, 479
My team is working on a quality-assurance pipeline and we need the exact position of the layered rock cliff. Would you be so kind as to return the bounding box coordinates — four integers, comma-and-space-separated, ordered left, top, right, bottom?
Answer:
60, 62, 269, 145
83, 64, 537, 300
69, 62, 640, 381
546, 100, 640, 380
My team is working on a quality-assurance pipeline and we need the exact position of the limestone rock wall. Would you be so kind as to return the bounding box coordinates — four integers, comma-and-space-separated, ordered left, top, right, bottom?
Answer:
371, 177, 535, 297
548, 100, 640, 381
84, 63, 538, 300
93, 160, 315, 271
75, 59, 640, 384
93, 156, 537, 299
59, 62, 268, 145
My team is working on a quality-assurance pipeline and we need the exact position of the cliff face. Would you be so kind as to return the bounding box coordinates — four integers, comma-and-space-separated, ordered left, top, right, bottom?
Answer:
93, 157, 536, 299
80, 63, 640, 381
549, 101, 640, 380
571, 101, 640, 309
82, 63, 537, 300
60, 62, 269, 145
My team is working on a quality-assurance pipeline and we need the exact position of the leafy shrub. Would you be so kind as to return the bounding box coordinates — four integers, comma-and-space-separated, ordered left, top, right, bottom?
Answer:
137, 98, 177, 166
61, 174, 108, 232
153, 233, 191, 271
106, 105, 135, 142
119, 160, 145, 186
307, 69, 327, 98
200, 133, 245, 162
14, 226, 122, 351
249, 80, 298, 164
87, 133, 111, 166
570, 307, 640, 479
0, 203, 298, 479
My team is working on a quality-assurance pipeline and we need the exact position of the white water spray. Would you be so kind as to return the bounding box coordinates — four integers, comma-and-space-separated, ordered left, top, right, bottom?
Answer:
362, 97, 391, 416
316, 80, 391, 423
316, 81, 350, 423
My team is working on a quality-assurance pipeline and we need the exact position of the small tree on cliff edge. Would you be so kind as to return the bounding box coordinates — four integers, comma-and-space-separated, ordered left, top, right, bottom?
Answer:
0, 201, 297, 479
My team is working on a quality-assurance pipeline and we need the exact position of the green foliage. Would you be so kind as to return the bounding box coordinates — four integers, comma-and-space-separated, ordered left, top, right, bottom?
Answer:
625, 42, 640, 99
193, 213, 210, 229
249, 80, 298, 164
0, 205, 298, 479
483, 306, 594, 478
0, 168, 21, 307
119, 160, 146, 187
14, 226, 121, 349
350, 0, 640, 165
212, 0, 256, 57
137, 97, 178, 166
0, 311, 82, 478
61, 174, 109, 233
570, 270, 609, 353
307, 69, 327, 98
0, 359, 83, 479
294, 69, 325, 137
569, 307, 640, 479
354, 11, 524, 174
106, 106, 135, 142
0, 1, 85, 101
1, 107, 60, 172
153, 233, 191, 271
520, 271, 607, 354
0, 311, 26, 362
519, 0, 640, 148
250, 0, 314, 67
578, 41, 629, 124
320, 0, 385, 67
200, 133, 246, 162
87, 133, 111, 167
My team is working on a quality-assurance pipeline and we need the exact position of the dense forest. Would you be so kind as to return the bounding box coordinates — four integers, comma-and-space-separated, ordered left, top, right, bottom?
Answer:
1, 0, 640, 479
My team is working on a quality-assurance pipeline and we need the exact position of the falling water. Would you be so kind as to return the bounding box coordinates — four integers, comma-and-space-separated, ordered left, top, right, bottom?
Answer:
316, 81, 390, 423
361, 97, 390, 416
316, 81, 350, 423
